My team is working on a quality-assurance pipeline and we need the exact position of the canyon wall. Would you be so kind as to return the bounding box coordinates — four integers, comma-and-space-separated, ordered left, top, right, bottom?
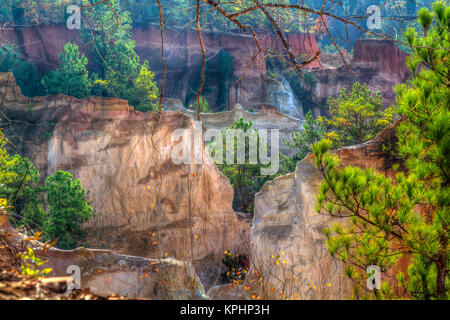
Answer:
314, 39, 410, 107
251, 121, 400, 299
167, 101, 303, 155
0, 25, 408, 115
133, 27, 320, 110
0, 72, 250, 289
0, 25, 319, 111
0, 211, 206, 299
0, 72, 407, 299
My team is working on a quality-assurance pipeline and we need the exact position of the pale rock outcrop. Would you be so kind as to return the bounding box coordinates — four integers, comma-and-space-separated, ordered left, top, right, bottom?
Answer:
170, 103, 303, 155
0, 211, 206, 299
264, 77, 304, 119
251, 155, 352, 299
207, 284, 249, 300
0, 72, 250, 290
251, 122, 399, 299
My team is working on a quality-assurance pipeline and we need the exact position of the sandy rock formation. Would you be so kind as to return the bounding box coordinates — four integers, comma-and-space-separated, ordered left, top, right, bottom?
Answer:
314, 39, 410, 107
134, 28, 319, 110
251, 121, 400, 299
0, 211, 206, 299
0, 72, 250, 290
319, 50, 352, 69
168, 103, 303, 155
207, 284, 248, 300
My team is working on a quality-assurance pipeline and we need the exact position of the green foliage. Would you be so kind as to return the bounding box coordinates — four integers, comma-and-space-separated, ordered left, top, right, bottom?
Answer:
16, 1, 162, 112
0, 0, 318, 33
134, 61, 159, 112
280, 110, 325, 173
0, 154, 40, 204
312, 2, 449, 300
102, 38, 141, 104
213, 118, 272, 213
323, 82, 394, 146
41, 42, 91, 99
318, 42, 339, 54
0, 130, 93, 249
44, 170, 93, 250
0, 44, 44, 97
18, 246, 52, 278
302, 72, 318, 92
378, 1, 423, 53
0, 131, 42, 230
280, 81, 393, 176
80, 0, 134, 50
80, 0, 159, 112
189, 96, 210, 113
21, 199, 47, 234
0, 0, 67, 25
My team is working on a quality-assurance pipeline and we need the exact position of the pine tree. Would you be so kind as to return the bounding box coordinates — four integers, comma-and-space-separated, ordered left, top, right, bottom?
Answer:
44, 171, 93, 250
323, 82, 394, 146
81, 0, 159, 112
188, 96, 210, 113
133, 61, 159, 112
0, 44, 44, 97
41, 42, 90, 99
0, 131, 94, 247
214, 118, 271, 213
312, 1, 449, 300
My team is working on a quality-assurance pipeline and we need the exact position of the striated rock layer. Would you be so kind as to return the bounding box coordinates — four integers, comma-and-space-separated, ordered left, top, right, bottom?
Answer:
251, 121, 400, 299
314, 39, 410, 107
0, 72, 406, 299
0, 211, 206, 299
0, 25, 319, 110
167, 101, 303, 155
0, 72, 250, 289
1, 26, 409, 114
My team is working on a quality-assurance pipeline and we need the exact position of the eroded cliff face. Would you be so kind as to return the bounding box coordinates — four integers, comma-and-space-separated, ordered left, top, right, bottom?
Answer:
314, 39, 410, 107
0, 25, 319, 111
251, 121, 400, 299
134, 27, 320, 110
0, 72, 250, 289
0, 211, 206, 299
1, 25, 409, 116
0, 72, 405, 299
167, 102, 303, 155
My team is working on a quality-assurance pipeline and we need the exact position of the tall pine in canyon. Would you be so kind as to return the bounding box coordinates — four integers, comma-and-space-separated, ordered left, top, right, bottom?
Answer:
81, 0, 158, 111
312, 2, 449, 299
41, 42, 90, 99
